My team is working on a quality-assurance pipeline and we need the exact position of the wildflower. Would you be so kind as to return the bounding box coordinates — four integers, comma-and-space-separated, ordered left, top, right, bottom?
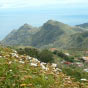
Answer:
41, 62, 47, 65
19, 61, 25, 64
30, 63, 37, 67
13, 50, 17, 53
27, 84, 33, 87
0, 56, 2, 58
51, 63, 57, 68
12, 83, 15, 87
9, 61, 12, 64
80, 79, 87, 81
11, 53, 19, 58
40, 63, 49, 71
20, 84, 27, 87
30, 58, 39, 63
26, 56, 32, 60
9, 69, 12, 72
56, 68, 62, 72
64, 53, 70, 56
24, 75, 32, 79
21, 78, 25, 81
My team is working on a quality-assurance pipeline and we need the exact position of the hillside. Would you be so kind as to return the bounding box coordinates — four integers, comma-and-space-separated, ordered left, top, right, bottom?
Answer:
31, 20, 85, 48
0, 45, 88, 88
66, 31, 88, 49
1, 24, 39, 46
1, 20, 87, 49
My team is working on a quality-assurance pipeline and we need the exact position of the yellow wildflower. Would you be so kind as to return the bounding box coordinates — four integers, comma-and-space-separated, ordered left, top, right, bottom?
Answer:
20, 84, 27, 87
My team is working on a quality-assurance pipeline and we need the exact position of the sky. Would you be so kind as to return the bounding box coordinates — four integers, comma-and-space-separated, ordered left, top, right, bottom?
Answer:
0, 0, 88, 40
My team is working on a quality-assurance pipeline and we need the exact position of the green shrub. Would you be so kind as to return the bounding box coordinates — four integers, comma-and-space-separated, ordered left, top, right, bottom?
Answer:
24, 48, 39, 58
53, 50, 74, 62
17, 48, 39, 58
17, 48, 54, 63
38, 49, 54, 63
16, 48, 25, 55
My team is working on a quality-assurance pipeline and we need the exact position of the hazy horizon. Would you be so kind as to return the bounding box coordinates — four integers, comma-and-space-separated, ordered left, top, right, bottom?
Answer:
0, 0, 88, 40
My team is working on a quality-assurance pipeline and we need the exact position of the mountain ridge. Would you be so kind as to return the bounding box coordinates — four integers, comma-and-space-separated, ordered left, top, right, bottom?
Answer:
76, 22, 88, 29
2, 20, 88, 49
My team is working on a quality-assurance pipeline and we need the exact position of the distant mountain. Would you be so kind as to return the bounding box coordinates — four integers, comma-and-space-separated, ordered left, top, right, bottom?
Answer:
2, 23, 39, 46
31, 20, 85, 48
76, 23, 88, 29
2, 20, 88, 49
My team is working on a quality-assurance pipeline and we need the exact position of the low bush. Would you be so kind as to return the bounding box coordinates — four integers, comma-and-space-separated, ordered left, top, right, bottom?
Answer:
38, 49, 54, 63
17, 48, 54, 63
53, 50, 74, 62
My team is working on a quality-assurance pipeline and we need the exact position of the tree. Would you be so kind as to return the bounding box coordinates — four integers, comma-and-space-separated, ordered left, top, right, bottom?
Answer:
38, 49, 54, 63
17, 48, 39, 58
17, 48, 25, 55
24, 48, 39, 58
53, 50, 74, 62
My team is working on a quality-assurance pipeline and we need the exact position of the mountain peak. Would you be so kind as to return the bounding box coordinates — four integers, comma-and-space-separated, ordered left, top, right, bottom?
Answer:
24, 23, 30, 26
46, 20, 58, 24
19, 23, 33, 30
45, 20, 66, 26
47, 19, 55, 22
43, 20, 68, 30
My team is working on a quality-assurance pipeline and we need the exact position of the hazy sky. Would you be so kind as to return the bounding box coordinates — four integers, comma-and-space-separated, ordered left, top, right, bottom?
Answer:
0, 0, 88, 8
0, 0, 88, 40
